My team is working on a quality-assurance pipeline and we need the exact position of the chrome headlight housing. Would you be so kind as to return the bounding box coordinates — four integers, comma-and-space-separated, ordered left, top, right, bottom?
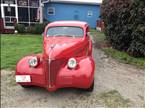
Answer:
28, 57, 38, 67
67, 58, 77, 69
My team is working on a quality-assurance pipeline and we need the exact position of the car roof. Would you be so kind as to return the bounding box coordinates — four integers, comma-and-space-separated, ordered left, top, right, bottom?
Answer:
46, 21, 88, 28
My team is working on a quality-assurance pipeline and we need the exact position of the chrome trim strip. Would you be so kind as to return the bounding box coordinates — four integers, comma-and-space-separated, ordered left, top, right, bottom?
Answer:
48, 44, 56, 88
48, 58, 52, 88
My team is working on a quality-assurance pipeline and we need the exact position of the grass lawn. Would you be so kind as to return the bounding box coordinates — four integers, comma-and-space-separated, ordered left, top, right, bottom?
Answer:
1, 34, 42, 69
91, 29, 145, 69
103, 48, 145, 69
90, 29, 106, 43
1, 32, 145, 70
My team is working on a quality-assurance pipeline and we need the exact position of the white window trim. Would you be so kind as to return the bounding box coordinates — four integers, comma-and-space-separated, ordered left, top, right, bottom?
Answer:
17, 0, 40, 26
2, 0, 17, 4
48, 7, 55, 15
1, 4, 18, 29
87, 11, 93, 17
1, 0, 41, 28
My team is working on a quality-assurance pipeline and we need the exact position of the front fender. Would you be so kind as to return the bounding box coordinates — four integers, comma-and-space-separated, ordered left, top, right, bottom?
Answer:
16, 54, 46, 87
56, 57, 95, 89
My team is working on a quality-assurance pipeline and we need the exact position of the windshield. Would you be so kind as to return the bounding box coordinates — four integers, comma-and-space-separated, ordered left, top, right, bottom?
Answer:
46, 26, 84, 37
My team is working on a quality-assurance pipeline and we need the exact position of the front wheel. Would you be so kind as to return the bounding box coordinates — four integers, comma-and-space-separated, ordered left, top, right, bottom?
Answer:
84, 80, 94, 92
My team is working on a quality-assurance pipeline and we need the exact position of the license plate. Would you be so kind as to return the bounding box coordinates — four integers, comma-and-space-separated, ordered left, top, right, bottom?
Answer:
16, 75, 31, 82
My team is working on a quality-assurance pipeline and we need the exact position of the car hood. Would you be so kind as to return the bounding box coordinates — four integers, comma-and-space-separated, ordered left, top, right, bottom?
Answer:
43, 37, 84, 59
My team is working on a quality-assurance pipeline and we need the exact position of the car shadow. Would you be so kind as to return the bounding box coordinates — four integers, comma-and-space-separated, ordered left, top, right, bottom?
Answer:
21, 85, 92, 96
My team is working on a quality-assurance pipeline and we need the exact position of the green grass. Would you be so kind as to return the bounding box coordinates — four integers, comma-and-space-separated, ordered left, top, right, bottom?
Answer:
1, 34, 42, 69
103, 48, 145, 69
1, 33, 145, 70
99, 90, 131, 108
90, 29, 145, 69
90, 29, 106, 43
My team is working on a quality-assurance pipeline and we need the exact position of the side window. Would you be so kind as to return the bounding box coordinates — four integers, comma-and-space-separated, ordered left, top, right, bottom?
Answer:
87, 11, 93, 17
48, 7, 55, 15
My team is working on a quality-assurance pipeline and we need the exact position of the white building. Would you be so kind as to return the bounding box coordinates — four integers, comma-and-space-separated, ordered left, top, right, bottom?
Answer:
0, 0, 41, 31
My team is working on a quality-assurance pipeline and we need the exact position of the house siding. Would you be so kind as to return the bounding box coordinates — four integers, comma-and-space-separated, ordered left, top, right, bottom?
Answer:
44, 3, 100, 28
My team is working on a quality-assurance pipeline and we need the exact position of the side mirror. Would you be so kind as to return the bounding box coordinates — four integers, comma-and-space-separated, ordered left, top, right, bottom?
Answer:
87, 32, 91, 36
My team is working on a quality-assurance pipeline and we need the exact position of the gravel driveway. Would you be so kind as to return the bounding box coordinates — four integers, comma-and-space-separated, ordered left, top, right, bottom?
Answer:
1, 47, 145, 108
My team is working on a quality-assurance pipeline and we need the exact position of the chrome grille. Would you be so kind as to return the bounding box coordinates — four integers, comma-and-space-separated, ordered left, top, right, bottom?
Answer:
48, 58, 67, 86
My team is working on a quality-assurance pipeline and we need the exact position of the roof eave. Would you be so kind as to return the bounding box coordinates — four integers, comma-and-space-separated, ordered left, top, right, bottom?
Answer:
42, 1, 102, 5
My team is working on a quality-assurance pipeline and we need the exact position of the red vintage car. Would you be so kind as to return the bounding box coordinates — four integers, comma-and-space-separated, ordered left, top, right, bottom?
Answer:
16, 21, 95, 92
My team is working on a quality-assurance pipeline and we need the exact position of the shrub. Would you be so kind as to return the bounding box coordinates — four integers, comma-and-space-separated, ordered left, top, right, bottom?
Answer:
101, 0, 145, 57
34, 23, 47, 34
15, 22, 49, 34
26, 26, 35, 34
15, 24, 25, 33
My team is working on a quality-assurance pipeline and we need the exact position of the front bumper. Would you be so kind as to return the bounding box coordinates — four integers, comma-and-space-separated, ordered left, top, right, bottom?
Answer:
16, 56, 95, 91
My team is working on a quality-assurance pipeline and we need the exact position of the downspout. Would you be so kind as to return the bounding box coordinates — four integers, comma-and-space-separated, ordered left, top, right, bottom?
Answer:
40, 0, 51, 23
39, 0, 44, 23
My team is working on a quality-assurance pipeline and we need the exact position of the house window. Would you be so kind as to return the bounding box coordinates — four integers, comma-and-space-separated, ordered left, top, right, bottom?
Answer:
4, 7, 16, 17
0, 7, 1, 19
29, 0, 39, 7
18, 7, 29, 22
30, 8, 38, 22
2, 0, 16, 4
48, 7, 55, 15
18, 0, 28, 6
87, 11, 93, 17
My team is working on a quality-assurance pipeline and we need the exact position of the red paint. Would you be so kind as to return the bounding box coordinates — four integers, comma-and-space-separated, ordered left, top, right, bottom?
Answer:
0, 18, 15, 34
16, 21, 95, 91
96, 20, 105, 31
0, 19, 4, 34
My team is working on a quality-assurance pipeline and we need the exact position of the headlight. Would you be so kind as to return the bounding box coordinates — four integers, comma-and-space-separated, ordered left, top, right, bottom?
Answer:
28, 57, 38, 67
67, 58, 77, 69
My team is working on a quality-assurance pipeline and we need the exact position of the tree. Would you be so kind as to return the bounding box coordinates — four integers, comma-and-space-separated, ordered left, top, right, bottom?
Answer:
101, 0, 145, 57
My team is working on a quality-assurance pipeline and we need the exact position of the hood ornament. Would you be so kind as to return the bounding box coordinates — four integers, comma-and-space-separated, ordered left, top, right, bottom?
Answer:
50, 44, 55, 49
